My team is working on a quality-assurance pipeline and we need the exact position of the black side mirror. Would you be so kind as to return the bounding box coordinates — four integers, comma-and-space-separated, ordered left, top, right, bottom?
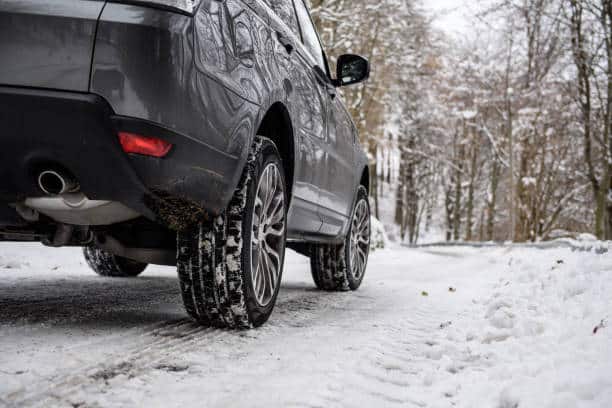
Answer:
335, 54, 370, 87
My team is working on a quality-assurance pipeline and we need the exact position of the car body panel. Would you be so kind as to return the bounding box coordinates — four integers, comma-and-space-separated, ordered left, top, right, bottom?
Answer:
267, 0, 364, 238
90, 2, 261, 210
265, 1, 328, 236
0, 0, 105, 92
317, 96, 356, 236
0, 0, 370, 245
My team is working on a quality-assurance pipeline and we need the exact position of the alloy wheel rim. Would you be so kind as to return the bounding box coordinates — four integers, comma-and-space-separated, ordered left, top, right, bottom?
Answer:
349, 199, 370, 280
250, 163, 286, 307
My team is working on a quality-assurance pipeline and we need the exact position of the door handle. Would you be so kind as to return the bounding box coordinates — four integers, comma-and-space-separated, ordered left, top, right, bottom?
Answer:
276, 31, 294, 54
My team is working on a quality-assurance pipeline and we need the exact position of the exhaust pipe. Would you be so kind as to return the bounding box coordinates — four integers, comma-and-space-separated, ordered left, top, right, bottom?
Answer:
38, 170, 79, 195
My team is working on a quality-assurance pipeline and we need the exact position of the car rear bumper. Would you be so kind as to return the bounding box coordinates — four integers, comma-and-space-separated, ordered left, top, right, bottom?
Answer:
0, 86, 240, 229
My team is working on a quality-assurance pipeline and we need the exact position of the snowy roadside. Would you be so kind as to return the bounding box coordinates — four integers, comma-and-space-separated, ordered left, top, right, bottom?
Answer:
0, 243, 610, 407
407, 237, 611, 254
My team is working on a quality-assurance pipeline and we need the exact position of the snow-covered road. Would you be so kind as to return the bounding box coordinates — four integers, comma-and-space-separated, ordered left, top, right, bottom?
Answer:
0, 243, 610, 408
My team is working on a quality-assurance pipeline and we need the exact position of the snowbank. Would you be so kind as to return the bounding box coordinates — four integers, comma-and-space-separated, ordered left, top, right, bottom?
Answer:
369, 216, 389, 250
416, 246, 612, 407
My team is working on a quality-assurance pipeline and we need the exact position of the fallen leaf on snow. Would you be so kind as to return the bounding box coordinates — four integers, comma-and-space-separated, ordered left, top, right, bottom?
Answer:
593, 320, 606, 335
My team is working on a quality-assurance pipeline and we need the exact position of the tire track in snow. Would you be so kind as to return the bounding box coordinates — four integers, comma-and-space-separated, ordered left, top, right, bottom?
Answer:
6, 319, 210, 407
4, 288, 345, 407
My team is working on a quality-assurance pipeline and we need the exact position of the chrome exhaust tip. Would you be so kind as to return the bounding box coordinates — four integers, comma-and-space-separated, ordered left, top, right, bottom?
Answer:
38, 170, 79, 195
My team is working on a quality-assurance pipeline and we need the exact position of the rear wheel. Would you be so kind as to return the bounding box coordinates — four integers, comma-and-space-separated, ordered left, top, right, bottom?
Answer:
310, 186, 370, 291
83, 247, 147, 277
176, 137, 287, 328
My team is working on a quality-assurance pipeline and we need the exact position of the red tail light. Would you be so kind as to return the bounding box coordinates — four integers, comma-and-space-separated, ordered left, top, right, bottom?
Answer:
118, 132, 172, 158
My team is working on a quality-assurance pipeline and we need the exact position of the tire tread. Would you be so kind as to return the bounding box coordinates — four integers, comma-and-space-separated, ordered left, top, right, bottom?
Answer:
310, 186, 369, 291
177, 137, 281, 329
83, 247, 147, 277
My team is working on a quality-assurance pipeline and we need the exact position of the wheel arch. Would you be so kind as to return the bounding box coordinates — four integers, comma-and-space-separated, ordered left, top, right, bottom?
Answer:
360, 165, 370, 193
340, 164, 370, 239
255, 102, 296, 205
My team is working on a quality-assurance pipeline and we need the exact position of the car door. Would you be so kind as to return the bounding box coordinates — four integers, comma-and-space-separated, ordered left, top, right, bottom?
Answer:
318, 97, 356, 235
266, 0, 329, 236
292, 0, 355, 236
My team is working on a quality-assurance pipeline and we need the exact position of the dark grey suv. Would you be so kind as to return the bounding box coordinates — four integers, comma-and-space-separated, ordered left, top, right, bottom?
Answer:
0, 0, 371, 328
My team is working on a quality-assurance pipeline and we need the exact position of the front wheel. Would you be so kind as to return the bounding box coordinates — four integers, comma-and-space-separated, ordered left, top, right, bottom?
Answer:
310, 186, 371, 291
176, 137, 287, 329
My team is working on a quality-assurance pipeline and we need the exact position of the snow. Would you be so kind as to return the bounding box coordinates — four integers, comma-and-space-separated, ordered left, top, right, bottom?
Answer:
522, 176, 537, 187
462, 110, 477, 119
0, 243, 610, 407
424, 0, 494, 39
370, 216, 389, 250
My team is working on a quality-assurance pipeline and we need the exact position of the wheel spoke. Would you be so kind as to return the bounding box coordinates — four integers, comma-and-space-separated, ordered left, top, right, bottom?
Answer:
267, 223, 285, 238
264, 169, 274, 213
357, 246, 366, 262
359, 220, 370, 236
253, 254, 261, 295
266, 245, 281, 267
351, 246, 358, 272
357, 247, 367, 278
251, 246, 259, 280
358, 208, 367, 229
269, 197, 284, 226
261, 246, 271, 293
257, 256, 266, 300
256, 190, 265, 216
252, 255, 258, 284
255, 194, 263, 211
264, 250, 278, 292
354, 246, 364, 277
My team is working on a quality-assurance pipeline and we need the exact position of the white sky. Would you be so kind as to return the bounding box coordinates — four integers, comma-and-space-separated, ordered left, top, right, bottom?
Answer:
423, 0, 481, 38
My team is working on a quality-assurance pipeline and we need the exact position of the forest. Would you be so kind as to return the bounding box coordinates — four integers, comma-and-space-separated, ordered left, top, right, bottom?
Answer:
308, 0, 612, 243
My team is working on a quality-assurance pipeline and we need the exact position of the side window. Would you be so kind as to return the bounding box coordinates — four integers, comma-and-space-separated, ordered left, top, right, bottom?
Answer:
292, 0, 326, 69
267, 0, 300, 38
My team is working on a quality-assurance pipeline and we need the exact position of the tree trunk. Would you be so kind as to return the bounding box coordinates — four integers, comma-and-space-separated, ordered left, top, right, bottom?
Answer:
608, 177, 612, 240
570, 0, 603, 238
603, 0, 612, 239
395, 142, 408, 234
487, 160, 500, 241
400, 134, 418, 244
369, 142, 379, 219
386, 142, 392, 184
445, 185, 453, 241
465, 123, 479, 241
452, 124, 465, 241
478, 207, 486, 241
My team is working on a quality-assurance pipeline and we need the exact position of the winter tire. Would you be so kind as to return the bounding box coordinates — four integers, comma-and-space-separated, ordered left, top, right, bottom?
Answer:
83, 247, 148, 277
311, 186, 370, 291
177, 136, 287, 329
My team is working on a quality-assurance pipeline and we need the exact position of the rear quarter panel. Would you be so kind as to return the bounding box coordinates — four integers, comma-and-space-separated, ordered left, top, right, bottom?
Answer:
91, 2, 268, 211
0, 0, 105, 91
